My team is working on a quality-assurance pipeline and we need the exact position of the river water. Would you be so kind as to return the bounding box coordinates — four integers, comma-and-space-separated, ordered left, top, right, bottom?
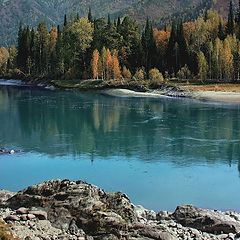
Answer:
0, 86, 240, 211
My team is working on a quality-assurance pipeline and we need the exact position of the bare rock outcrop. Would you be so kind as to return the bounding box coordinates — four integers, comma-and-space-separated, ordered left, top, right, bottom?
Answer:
173, 205, 240, 234
0, 180, 240, 240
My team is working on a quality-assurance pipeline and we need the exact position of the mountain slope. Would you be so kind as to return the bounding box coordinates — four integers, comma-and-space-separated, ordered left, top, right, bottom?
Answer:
0, 0, 138, 45
213, 0, 238, 18
0, 0, 237, 46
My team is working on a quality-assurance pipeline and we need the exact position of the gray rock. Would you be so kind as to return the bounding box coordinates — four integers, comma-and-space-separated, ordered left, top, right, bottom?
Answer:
27, 213, 36, 220
0, 190, 15, 207
4, 214, 20, 221
137, 226, 178, 240
173, 205, 240, 234
6, 180, 137, 237
20, 214, 28, 221
135, 205, 157, 222
2, 180, 240, 240
157, 211, 172, 221
17, 207, 29, 214
30, 210, 48, 220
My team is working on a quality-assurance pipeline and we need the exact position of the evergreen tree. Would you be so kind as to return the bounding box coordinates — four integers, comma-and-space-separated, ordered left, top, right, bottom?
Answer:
177, 20, 189, 69
16, 24, 23, 69
107, 14, 111, 26
17, 25, 32, 73
118, 16, 142, 70
55, 26, 64, 76
88, 7, 93, 23
142, 18, 156, 74
166, 21, 178, 73
237, 0, 240, 24
227, 0, 235, 35
116, 17, 121, 33
218, 21, 225, 40
64, 14, 68, 27
76, 13, 80, 21
34, 22, 49, 75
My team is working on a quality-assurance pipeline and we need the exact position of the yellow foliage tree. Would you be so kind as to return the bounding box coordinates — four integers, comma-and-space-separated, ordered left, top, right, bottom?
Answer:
134, 68, 145, 81
0, 47, 9, 74
49, 27, 58, 52
91, 49, 100, 79
197, 51, 208, 80
122, 66, 132, 80
149, 68, 164, 83
220, 39, 234, 81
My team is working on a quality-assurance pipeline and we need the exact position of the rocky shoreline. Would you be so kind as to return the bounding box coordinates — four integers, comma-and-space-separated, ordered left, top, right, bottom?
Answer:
0, 180, 240, 240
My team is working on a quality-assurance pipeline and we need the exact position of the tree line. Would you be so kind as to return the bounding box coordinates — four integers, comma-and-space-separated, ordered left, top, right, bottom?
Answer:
1, 1, 240, 82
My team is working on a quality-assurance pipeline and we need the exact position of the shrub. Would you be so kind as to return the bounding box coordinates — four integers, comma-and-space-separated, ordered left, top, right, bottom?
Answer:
149, 68, 164, 84
122, 66, 132, 80
134, 68, 145, 81
177, 64, 191, 80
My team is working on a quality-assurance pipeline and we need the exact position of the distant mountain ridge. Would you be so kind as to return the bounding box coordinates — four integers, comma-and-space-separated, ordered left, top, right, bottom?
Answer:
0, 0, 238, 46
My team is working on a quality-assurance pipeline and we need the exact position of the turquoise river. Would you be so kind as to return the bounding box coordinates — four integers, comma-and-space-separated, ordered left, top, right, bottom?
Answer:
0, 86, 240, 211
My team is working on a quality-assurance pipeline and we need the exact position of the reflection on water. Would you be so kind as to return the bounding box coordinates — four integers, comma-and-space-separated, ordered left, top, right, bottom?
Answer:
0, 86, 240, 211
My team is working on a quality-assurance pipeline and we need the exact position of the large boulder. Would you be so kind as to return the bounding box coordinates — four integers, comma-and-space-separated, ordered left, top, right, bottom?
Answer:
6, 180, 137, 237
172, 205, 240, 234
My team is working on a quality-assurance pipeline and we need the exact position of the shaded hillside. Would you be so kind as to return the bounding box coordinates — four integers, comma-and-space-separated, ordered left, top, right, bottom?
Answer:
0, 0, 211, 46
0, 0, 137, 45
0, 0, 238, 46
213, 0, 238, 18
122, 0, 206, 22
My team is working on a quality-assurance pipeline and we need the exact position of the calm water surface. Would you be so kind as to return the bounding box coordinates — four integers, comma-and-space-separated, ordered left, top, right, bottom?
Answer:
0, 86, 240, 211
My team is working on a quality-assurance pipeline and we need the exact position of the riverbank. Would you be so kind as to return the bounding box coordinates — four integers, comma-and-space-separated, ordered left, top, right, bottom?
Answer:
1, 78, 240, 104
103, 88, 240, 104
51, 80, 240, 104
0, 180, 240, 240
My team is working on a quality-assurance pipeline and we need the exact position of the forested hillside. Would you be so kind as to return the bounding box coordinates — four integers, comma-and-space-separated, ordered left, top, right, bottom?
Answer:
0, 0, 230, 45
0, 0, 137, 45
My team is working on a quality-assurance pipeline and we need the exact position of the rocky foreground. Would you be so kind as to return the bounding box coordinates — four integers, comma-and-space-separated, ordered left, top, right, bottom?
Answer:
0, 180, 240, 240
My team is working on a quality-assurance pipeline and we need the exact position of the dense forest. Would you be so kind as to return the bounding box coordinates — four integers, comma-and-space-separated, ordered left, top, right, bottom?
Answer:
1, 0, 240, 83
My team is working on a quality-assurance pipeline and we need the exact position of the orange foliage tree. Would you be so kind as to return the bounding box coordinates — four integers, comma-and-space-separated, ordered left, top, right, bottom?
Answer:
112, 50, 121, 80
91, 49, 100, 79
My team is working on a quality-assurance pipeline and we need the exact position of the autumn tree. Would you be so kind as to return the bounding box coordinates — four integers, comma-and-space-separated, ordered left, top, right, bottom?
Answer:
106, 48, 112, 80
197, 51, 208, 80
134, 68, 145, 81
122, 66, 132, 80
149, 68, 164, 84
92, 49, 100, 79
112, 50, 121, 80
49, 27, 58, 52
0, 47, 9, 74
220, 38, 234, 80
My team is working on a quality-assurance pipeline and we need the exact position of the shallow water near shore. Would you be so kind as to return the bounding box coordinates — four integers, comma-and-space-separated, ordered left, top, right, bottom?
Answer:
0, 86, 240, 212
